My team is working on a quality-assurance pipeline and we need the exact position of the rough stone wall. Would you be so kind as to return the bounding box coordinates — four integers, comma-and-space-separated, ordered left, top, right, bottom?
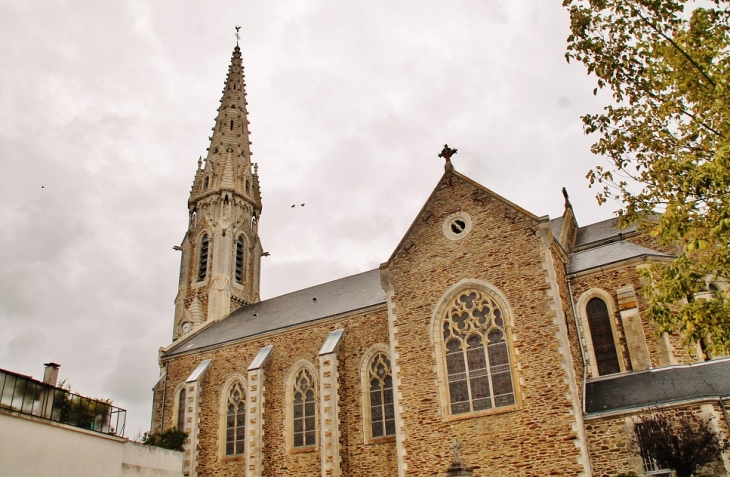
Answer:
157, 307, 395, 476
552, 247, 585, 406
385, 172, 585, 476
570, 265, 693, 375
586, 402, 730, 477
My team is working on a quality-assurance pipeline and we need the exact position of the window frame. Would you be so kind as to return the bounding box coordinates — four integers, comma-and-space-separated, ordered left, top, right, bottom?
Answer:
285, 360, 318, 453
576, 289, 626, 377
360, 344, 396, 443
233, 234, 246, 286
172, 383, 186, 432
431, 280, 521, 421
195, 232, 210, 285
218, 374, 248, 460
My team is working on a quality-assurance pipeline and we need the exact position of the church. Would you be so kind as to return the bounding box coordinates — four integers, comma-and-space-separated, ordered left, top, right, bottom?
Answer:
151, 44, 730, 476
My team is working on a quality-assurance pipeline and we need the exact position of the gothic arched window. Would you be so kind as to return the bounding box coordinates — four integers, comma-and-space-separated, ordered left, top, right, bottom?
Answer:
198, 234, 209, 282
586, 297, 621, 375
367, 352, 395, 438
224, 382, 246, 455
235, 236, 244, 284
292, 368, 316, 448
441, 289, 516, 415
176, 387, 186, 431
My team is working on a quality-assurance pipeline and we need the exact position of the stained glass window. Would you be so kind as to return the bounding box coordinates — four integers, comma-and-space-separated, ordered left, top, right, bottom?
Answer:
225, 382, 245, 455
442, 290, 515, 414
293, 369, 316, 448
586, 297, 620, 375
367, 353, 395, 438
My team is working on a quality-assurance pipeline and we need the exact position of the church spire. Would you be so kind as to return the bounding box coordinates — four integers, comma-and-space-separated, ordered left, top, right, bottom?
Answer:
173, 43, 264, 341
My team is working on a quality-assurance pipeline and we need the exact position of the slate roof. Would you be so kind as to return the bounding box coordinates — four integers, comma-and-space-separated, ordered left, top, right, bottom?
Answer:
575, 216, 638, 248
166, 268, 386, 357
549, 216, 564, 239
586, 359, 730, 414
567, 241, 670, 275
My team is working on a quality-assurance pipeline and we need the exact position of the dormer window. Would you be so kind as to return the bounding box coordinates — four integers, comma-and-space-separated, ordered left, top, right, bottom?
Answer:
203, 177, 209, 190
198, 234, 209, 282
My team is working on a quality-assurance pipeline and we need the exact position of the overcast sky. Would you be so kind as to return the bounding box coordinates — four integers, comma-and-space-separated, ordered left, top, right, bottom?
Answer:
0, 0, 614, 436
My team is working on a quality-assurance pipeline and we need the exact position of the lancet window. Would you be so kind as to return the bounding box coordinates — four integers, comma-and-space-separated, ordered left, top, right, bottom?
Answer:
292, 368, 316, 448
224, 381, 246, 455
198, 234, 209, 282
367, 352, 395, 438
176, 388, 186, 431
586, 297, 621, 375
235, 236, 244, 284
441, 289, 515, 415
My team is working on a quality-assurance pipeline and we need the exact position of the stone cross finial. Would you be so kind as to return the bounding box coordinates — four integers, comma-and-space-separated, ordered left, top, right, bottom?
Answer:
450, 438, 463, 464
235, 26, 241, 46
439, 144, 458, 164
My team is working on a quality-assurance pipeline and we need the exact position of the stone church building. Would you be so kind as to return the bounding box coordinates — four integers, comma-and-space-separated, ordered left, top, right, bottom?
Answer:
151, 45, 730, 476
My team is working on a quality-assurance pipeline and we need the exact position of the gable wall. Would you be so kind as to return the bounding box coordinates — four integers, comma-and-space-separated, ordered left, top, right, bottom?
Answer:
385, 173, 586, 475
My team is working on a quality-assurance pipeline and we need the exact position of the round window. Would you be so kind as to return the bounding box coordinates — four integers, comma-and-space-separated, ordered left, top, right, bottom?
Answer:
443, 212, 473, 240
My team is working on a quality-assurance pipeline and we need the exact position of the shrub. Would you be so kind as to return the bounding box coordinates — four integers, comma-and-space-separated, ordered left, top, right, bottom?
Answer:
142, 428, 188, 452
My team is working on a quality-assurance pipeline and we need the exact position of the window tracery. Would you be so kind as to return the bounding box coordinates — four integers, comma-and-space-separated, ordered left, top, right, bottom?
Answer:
224, 381, 245, 455
367, 352, 395, 438
292, 368, 316, 448
441, 289, 515, 414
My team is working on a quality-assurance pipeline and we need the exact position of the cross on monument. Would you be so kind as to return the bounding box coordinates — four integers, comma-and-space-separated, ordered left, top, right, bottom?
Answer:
450, 438, 463, 464
439, 144, 458, 164
235, 26, 241, 46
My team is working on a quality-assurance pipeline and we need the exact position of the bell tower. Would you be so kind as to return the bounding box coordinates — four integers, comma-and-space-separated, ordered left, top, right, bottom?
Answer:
172, 44, 263, 340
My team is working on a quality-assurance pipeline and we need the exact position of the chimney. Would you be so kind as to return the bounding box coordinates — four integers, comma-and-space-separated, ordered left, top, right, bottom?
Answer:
43, 362, 61, 386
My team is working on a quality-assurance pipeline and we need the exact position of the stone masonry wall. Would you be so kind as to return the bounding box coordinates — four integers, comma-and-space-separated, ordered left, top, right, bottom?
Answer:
158, 307, 396, 477
386, 172, 586, 476
570, 265, 693, 378
586, 401, 730, 477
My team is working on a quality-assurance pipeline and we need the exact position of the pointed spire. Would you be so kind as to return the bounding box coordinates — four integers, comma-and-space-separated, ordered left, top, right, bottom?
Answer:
191, 44, 255, 200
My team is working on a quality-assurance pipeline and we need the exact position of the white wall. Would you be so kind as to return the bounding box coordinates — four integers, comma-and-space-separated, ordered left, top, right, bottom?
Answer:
0, 410, 182, 477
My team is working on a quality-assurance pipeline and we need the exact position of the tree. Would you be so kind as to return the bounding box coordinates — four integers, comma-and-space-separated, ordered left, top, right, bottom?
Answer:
632, 410, 728, 477
563, 0, 730, 354
141, 428, 188, 452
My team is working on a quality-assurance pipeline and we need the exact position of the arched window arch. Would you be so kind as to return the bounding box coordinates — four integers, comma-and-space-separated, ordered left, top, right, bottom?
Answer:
198, 234, 209, 282
285, 362, 317, 450
586, 298, 621, 375
235, 236, 245, 284
577, 289, 625, 377
177, 387, 186, 431
433, 284, 518, 417
172, 383, 186, 432
362, 348, 395, 440
218, 375, 247, 458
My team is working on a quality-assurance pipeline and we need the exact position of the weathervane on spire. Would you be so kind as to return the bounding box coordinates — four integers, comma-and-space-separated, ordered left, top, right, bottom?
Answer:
235, 26, 241, 46
439, 144, 458, 164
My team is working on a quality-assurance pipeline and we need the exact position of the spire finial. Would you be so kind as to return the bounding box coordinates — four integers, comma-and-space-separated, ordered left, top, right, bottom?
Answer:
562, 187, 573, 209
438, 144, 458, 164
235, 26, 241, 46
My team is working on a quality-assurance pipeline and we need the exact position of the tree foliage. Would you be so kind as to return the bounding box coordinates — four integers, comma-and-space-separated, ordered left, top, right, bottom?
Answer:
632, 410, 728, 477
141, 427, 188, 452
563, 0, 730, 353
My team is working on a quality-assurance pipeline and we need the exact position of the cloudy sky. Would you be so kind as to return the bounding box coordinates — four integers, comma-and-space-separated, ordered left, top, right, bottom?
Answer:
0, 0, 614, 436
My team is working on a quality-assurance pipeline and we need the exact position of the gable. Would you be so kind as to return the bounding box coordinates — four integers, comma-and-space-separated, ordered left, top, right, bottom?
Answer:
383, 166, 544, 268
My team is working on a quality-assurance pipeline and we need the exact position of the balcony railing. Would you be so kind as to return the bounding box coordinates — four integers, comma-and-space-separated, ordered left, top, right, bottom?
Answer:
0, 368, 126, 437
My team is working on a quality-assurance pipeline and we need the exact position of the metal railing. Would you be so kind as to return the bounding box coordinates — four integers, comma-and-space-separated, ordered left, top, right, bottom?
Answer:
0, 368, 126, 437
